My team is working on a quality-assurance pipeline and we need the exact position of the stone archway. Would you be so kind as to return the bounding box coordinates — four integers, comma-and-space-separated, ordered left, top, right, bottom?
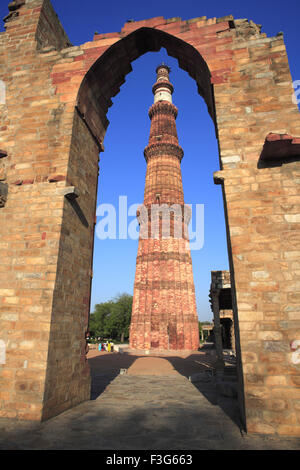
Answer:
0, 0, 299, 437
76, 26, 215, 146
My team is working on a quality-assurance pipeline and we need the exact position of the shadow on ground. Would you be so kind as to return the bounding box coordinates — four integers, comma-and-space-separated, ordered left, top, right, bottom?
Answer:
1, 348, 300, 450
1, 383, 300, 450
0, 404, 245, 450
89, 352, 138, 400
89, 345, 242, 430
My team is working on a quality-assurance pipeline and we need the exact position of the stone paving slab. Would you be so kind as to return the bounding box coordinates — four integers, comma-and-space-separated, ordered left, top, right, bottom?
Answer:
0, 352, 300, 450
0, 373, 300, 450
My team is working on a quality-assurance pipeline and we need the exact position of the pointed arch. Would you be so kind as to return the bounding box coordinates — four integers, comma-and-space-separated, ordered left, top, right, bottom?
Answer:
77, 27, 216, 145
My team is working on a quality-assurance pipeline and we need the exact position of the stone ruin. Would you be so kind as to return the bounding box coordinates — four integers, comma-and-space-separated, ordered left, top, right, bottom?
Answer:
209, 270, 235, 352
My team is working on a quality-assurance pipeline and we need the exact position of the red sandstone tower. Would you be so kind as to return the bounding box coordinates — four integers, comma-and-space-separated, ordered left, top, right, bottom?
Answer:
129, 65, 199, 351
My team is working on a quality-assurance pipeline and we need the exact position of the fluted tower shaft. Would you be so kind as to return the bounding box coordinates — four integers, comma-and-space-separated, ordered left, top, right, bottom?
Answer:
129, 65, 199, 351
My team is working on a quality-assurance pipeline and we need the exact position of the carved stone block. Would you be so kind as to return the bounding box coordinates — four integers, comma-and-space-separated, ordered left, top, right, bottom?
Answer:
4, 1, 25, 23
8, 1, 25, 12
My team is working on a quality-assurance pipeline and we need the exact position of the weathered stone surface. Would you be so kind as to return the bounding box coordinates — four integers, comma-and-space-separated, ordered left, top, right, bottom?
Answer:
1, 352, 300, 450
189, 371, 213, 383
0, 182, 8, 207
259, 133, 300, 167
215, 381, 238, 398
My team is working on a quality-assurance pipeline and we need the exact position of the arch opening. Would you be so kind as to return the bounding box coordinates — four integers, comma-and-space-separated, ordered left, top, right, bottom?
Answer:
82, 40, 233, 406
44, 24, 241, 424
88, 46, 229, 326
77, 27, 216, 146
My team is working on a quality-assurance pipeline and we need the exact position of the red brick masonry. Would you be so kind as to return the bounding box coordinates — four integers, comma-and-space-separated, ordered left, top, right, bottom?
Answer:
130, 66, 199, 351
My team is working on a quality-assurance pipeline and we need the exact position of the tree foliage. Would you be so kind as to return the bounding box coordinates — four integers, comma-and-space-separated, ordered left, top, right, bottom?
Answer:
89, 293, 133, 342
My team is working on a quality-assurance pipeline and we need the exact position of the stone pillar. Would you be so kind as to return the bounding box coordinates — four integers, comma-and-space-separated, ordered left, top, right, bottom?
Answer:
211, 289, 225, 371
230, 318, 235, 351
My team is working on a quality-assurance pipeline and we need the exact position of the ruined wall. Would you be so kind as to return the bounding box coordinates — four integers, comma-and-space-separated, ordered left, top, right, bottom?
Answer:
41, 109, 99, 420
0, 0, 97, 420
0, 0, 299, 434
209, 270, 235, 350
35, 0, 71, 51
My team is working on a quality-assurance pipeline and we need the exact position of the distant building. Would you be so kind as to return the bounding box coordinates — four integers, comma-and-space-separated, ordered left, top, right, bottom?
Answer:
209, 270, 235, 350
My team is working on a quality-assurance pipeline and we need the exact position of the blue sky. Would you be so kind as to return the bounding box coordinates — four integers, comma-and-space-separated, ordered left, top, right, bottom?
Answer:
1, 0, 299, 321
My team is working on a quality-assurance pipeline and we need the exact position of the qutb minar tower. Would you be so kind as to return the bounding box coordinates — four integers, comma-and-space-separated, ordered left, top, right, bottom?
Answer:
129, 65, 199, 351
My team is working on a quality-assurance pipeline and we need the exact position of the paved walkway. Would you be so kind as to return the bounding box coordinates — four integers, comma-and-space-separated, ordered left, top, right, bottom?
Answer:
0, 350, 300, 450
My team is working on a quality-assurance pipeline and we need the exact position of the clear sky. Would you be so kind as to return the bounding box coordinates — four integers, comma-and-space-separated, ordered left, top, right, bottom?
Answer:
1, 0, 299, 321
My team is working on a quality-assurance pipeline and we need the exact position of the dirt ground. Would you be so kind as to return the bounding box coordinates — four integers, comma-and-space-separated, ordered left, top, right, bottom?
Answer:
87, 348, 216, 378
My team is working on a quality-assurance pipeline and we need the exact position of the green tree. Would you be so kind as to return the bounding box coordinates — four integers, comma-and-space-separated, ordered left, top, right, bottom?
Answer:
89, 300, 114, 339
89, 293, 133, 342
